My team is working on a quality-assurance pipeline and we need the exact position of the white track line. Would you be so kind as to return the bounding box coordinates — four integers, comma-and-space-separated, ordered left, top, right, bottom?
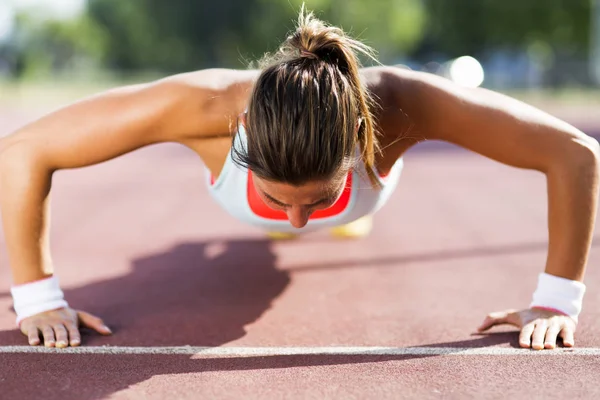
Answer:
0, 346, 599, 356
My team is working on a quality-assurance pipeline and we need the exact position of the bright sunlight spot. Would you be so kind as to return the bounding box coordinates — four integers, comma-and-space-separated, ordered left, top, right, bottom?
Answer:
449, 56, 485, 87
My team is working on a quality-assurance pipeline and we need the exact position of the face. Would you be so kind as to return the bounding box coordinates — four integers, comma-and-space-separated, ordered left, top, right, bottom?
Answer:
253, 175, 347, 228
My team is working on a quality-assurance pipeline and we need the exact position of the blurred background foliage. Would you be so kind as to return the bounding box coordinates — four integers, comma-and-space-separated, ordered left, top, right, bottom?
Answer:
0, 0, 598, 90
84, 0, 428, 72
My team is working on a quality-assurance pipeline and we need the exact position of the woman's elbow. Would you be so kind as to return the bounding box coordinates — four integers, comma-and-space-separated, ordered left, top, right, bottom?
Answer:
563, 134, 600, 175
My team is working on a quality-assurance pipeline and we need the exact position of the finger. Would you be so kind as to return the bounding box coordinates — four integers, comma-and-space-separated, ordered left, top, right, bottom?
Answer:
544, 321, 562, 349
41, 325, 56, 348
477, 311, 509, 332
477, 310, 519, 332
519, 322, 536, 348
78, 311, 112, 335
25, 325, 41, 346
53, 324, 69, 348
531, 320, 548, 350
560, 326, 575, 347
64, 321, 81, 347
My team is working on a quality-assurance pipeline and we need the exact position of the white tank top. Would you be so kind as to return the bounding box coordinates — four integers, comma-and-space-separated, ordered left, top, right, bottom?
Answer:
206, 124, 403, 233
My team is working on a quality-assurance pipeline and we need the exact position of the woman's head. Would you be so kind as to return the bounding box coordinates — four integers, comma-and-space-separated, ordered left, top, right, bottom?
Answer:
233, 7, 379, 228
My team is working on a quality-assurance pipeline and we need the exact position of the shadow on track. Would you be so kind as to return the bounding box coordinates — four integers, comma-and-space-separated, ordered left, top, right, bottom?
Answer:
0, 238, 290, 346
0, 236, 579, 400
285, 237, 599, 273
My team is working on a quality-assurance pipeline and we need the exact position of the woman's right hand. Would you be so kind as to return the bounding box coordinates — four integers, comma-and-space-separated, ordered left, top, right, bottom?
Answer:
19, 308, 112, 348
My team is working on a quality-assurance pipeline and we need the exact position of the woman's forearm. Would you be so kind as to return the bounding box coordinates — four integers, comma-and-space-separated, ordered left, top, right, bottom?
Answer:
545, 141, 599, 282
0, 142, 55, 285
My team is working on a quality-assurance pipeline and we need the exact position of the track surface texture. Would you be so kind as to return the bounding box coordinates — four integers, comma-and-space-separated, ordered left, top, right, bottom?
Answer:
0, 104, 599, 399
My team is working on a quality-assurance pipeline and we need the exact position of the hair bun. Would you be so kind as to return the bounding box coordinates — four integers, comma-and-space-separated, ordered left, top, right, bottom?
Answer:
299, 48, 319, 60
285, 7, 375, 75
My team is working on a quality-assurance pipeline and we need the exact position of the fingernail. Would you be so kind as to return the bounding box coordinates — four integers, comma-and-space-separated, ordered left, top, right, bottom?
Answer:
71, 339, 80, 346
102, 325, 112, 333
56, 341, 67, 348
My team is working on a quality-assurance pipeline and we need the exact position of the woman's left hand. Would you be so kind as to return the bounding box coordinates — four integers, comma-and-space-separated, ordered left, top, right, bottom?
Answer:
477, 308, 577, 350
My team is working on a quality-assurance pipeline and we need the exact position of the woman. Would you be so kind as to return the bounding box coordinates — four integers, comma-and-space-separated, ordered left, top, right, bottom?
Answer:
0, 9, 597, 350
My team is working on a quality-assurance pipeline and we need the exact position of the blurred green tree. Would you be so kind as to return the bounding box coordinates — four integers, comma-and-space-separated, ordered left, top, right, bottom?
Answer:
421, 0, 591, 58
86, 0, 427, 72
8, 0, 593, 78
10, 12, 108, 79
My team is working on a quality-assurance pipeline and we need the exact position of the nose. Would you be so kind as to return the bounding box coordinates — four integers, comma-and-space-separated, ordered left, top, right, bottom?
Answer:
286, 206, 311, 228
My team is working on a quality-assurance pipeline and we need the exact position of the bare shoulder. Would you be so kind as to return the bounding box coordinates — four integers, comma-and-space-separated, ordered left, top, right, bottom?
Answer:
359, 66, 431, 157
360, 66, 422, 99
360, 64, 538, 141
166, 68, 259, 90
362, 65, 598, 173
360, 65, 443, 129
0, 68, 260, 171
157, 68, 260, 137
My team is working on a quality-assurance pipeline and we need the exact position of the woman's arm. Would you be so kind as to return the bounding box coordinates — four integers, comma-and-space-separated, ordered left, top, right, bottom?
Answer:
385, 67, 599, 348
389, 68, 599, 282
0, 68, 253, 346
0, 68, 257, 283
0, 72, 220, 284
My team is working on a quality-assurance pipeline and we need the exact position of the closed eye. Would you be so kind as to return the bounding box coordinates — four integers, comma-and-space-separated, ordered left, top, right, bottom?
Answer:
263, 193, 336, 209
313, 197, 336, 207
269, 198, 288, 208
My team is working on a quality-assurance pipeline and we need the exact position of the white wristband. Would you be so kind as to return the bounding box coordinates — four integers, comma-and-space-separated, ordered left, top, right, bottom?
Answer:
530, 272, 586, 322
11, 276, 69, 326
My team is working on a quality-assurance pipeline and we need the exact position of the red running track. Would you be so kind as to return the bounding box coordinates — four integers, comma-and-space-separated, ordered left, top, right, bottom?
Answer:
0, 108, 599, 399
